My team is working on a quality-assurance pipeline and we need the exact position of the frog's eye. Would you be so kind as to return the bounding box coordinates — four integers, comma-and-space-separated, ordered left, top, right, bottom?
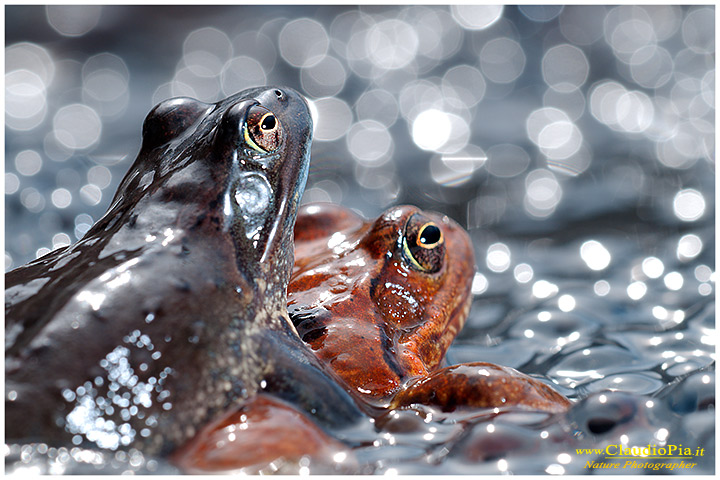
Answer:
402, 214, 445, 273
244, 105, 282, 153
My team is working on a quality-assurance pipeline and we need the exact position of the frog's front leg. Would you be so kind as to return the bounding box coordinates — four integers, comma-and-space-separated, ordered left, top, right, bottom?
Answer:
172, 325, 368, 473
393, 362, 571, 414
171, 393, 355, 473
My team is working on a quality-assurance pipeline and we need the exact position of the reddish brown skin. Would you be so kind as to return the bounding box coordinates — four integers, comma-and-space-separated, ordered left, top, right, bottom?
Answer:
172, 394, 351, 473
288, 203, 475, 401
288, 203, 570, 415
393, 362, 571, 413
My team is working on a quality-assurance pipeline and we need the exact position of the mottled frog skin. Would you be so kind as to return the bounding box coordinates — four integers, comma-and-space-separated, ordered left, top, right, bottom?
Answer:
288, 203, 570, 414
5, 87, 360, 456
288, 203, 475, 401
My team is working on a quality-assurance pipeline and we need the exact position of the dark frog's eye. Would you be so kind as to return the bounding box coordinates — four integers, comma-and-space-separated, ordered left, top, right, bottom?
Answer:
244, 105, 282, 153
402, 214, 445, 273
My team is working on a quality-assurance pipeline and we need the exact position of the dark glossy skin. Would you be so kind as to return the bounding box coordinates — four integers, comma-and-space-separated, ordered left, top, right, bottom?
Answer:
288, 203, 475, 401
5, 87, 360, 456
288, 203, 570, 414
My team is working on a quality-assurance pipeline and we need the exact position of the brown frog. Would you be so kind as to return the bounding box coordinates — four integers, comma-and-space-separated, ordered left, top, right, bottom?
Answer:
288, 203, 474, 401
288, 203, 570, 413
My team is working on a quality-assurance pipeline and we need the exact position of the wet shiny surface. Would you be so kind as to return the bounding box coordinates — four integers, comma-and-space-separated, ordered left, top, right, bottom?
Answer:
289, 203, 476, 401
5, 5, 715, 474
171, 394, 353, 474
288, 203, 569, 417
5, 86, 358, 462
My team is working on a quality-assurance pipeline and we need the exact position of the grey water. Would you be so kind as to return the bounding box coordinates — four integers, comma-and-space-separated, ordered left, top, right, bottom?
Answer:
5, 5, 714, 475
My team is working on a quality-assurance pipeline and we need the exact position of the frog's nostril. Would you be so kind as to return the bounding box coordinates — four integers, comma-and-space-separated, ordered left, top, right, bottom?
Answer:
274, 89, 284, 100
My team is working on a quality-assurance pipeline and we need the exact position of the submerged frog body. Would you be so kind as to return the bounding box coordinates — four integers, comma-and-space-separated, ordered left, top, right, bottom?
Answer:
5, 87, 360, 456
288, 203, 570, 413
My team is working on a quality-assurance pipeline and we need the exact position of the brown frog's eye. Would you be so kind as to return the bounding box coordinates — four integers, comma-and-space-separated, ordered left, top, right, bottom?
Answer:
244, 105, 282, 153
402, 214, 445, 273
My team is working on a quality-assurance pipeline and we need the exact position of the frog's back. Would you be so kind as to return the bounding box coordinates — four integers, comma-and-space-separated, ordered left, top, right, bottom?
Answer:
5, 181, 256, 451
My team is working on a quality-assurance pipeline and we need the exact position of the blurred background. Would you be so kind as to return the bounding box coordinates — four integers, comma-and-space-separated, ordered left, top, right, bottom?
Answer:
4, 5, 715, 474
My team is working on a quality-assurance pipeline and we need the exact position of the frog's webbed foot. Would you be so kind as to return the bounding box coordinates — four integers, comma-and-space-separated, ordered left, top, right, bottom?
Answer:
171, 394, 355, 474
392, 362, 571, 415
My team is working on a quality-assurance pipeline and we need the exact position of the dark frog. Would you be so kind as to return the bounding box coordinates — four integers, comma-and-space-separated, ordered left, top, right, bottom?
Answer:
5, 86, 360, 457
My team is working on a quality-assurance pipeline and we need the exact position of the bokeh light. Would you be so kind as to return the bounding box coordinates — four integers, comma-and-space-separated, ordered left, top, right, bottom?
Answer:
4, 5, 715, 475
682, 8, 714, 54
301, 56, 347, 98
221, 56, 267, 97
479, 37, 526, 84
677, 234, 703, 261
412, 109, 452, 151
46, 5, 102, 37
367, 19, 418, 70
6, 69, 48, 131
641, 257, 665, 279
82, 53, 130, 117
279, 18, 329, 68
519, 5, 563, 23
15, 150, 43, 177
485, 144, 530, 178
542, 44, 589, 93
309, 97, 353, 142
442, 65, 486, 109
559, 6, 606, 45
50, 188, 72, 209
524, 169, 562, 218
355, 89, 399, 127
347, 120, 394, 166
513, 263, 534, 284
52, 104, 102, 150
673, 189, 706, 221
451, 5, 503, 30
580, 240, 611, 271
486, 242, 511, 273
6, 173, 21, 195
627, 281, 648, 300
